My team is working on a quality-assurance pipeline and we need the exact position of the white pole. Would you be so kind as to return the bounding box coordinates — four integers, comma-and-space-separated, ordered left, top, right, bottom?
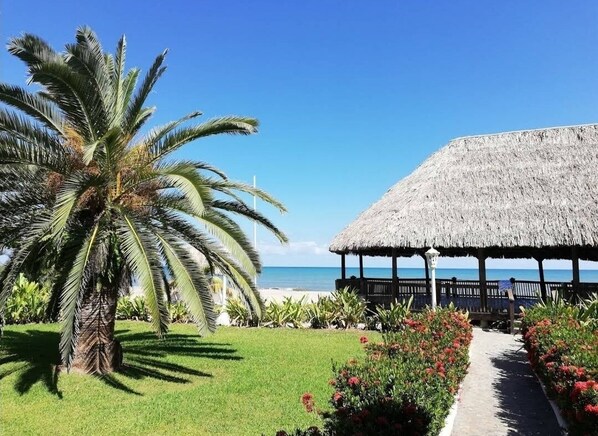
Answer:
253, 175, 258, 287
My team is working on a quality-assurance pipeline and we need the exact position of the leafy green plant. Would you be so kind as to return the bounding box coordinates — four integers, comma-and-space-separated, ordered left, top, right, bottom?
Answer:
330, 287, 367, 329
169, 301, 190, 323
4, 274, 49, 324
226, 298, 256, 327
307, 297, 338, 329
116, 296, 148, 321
578, 293, 598, 328
263, 296, 308, 328
374, 296, 413, 332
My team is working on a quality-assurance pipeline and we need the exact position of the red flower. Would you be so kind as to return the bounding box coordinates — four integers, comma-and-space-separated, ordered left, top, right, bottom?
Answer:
348, 376, 360, 386
584, 403, 598, 415
360, 336, 369, 344
333, 391, 343, 402
301, 392, 315, 413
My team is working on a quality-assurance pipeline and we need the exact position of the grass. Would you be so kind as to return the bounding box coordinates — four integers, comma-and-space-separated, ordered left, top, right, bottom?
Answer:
0, 321, 379, 435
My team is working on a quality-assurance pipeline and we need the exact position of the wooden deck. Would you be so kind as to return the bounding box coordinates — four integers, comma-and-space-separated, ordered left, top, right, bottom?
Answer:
335, 277, 596, 325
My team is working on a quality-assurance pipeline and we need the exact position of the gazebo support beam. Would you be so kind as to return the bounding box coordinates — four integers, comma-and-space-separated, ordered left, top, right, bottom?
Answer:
359, 254, 364, 295
572, 246, 580, 287
478, 248, 488, 311
422, 253, 431, 296
341, 254, 346, 281
391, 248, 398, 300
536, 257, 547, 301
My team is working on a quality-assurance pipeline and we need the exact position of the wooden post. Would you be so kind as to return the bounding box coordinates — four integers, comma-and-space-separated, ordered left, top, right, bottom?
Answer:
341, 254, 346, 281
359, 254, 364, 295
391, 248, 398, 301
478, 248, 487, 311
572, 246, 580, 287
423, 254, 431, 296
537, 258, 547, 301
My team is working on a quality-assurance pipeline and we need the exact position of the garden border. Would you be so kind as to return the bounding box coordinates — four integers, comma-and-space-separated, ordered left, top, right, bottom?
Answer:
531, 369, 569, 435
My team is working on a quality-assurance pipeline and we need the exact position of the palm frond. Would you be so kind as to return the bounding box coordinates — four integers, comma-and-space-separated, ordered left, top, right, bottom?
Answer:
118, 212, 169, 335
147, 116, 259, 164
0, 84, 64, 134
211, 199, 288, 243
156, 231, 216, 334
124, 50, 167, 135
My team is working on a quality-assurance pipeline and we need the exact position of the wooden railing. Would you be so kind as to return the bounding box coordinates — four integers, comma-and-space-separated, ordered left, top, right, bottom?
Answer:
334, 276, 596, 315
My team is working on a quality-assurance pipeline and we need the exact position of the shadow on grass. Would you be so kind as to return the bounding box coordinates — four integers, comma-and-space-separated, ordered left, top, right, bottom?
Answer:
0, 326, 241, 397
490, 342, 561, 436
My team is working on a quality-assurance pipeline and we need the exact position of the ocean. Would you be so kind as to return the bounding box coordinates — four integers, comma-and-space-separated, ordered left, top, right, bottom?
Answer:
257, 266, 598, 291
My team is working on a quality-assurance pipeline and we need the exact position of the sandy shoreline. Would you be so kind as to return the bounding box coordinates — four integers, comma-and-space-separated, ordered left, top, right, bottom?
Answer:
258, 288, 330, 303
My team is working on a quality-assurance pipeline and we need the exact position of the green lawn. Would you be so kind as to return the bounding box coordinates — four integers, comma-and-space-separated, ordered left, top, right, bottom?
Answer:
1, 322, 378, 435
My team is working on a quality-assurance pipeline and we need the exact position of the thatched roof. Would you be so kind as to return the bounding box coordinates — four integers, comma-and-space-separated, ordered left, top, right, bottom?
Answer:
330, 124, 598, 260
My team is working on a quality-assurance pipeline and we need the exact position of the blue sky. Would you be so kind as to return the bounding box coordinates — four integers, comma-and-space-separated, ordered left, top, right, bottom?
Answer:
1, 1, 597, 269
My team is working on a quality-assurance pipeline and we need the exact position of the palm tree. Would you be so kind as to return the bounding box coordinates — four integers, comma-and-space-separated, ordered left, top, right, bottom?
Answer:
0, 27, 287, 374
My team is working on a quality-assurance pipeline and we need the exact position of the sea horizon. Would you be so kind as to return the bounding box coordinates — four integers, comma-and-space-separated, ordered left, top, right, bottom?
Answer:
258, 266, 598, 291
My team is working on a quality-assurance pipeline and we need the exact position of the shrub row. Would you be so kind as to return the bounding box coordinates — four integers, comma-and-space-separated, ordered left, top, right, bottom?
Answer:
227, 288, 412, 332
279, 307, 473, 436
521, 304, 598, 435
116, 296, 194, 323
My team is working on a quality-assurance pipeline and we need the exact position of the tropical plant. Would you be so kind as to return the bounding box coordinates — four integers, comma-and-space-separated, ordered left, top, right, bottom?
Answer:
307, 296, 337, 329
330, 287, 367, 329
116, 296, 148, 321
226, 298, 256, 327
0, 27, 286, 374
4, 274, 49, 324
169, 301, 190, 323
374, 296, 413, 332
263, 296, 308, 328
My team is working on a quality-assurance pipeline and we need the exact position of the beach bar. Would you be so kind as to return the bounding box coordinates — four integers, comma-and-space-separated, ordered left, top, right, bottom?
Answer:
330, 124, 598, 328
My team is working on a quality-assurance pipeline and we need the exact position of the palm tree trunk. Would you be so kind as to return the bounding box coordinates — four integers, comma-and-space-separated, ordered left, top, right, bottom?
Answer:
70, 286, 122, 374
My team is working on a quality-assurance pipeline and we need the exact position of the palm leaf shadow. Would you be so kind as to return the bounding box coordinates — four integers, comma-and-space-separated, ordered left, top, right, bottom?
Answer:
0, 326, 242, 397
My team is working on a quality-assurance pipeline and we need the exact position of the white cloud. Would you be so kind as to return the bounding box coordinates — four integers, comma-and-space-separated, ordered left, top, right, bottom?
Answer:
259, 240, 328, 256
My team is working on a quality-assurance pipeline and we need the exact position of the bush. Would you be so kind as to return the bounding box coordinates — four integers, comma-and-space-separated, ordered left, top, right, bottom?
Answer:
169, 301, 191, 323
330, 287, 367, 329
522, 304, 598, 434
374, 296, 413, 332
307, 297, 337, 329
116, 296, 149, 321
263, 297, 308, 328
281, 308, 472, 436
4, 274, 49, 324
226, 298, 256, 327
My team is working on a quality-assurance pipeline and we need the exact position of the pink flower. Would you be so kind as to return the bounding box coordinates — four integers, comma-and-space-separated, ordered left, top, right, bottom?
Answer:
348, 376, 360, 386
360, 336, 369, 344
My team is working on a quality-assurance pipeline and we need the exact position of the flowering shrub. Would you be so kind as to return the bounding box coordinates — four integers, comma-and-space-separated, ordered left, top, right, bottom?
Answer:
278, 307, 472, 436
522, 306, 598, 434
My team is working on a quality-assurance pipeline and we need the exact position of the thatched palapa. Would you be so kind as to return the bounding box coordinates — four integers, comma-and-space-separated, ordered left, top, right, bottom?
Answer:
330, 124, 598, 261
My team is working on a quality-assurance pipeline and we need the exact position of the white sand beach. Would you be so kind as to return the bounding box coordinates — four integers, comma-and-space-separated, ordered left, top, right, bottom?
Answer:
258, 288, 330, 303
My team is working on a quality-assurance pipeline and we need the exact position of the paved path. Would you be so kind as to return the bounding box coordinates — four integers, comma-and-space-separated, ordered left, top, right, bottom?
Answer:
451, 328, 562, 436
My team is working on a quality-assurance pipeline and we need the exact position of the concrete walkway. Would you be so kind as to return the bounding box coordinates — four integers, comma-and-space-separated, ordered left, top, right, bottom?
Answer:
451, 328, 562, 436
